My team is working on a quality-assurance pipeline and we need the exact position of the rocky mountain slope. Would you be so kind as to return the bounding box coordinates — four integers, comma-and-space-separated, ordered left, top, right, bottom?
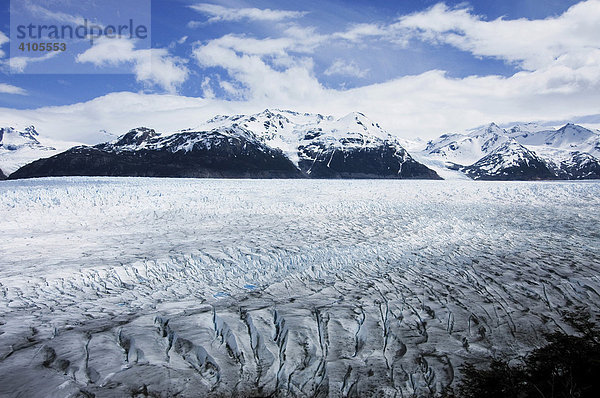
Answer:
9, 110, 440, 180
461, 140, 557, 180
9, 126, 303, 179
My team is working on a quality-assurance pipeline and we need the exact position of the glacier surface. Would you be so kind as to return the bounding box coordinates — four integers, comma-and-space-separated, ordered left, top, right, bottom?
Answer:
0, 178, 599, 397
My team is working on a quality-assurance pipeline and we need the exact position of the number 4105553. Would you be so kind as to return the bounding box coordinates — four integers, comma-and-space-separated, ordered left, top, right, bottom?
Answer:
18, 42, 67, 51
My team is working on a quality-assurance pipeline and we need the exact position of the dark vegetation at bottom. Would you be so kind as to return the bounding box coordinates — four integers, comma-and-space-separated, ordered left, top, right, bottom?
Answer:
447, 310, 600, 398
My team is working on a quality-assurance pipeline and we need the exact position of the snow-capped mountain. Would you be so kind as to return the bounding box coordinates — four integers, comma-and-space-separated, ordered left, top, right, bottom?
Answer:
10, 125, 303, 179
422, 122, 600, 180
461, 140, 557, 180
199, 110, 392, 164
194, 109, 440, 178
425, 122, 510, 166
544, 151, 600, 180
509, 123, 600, 156
0, 126, 77, 178
10, 110, 441, 180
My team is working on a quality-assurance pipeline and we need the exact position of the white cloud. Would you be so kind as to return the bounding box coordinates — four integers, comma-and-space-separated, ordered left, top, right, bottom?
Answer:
332, 23, 408, 46
76, 38, 138, 66
193, 37, 323, 103
200, 77, 214, 99
182, 1, 600, 137
9, 52, 60, 73
0, 92, 246, 143
0, 31, 8, 58
189, 3, 307, 23
1, 65, 599, 145
324, 60, 369, 78
76, 39, 189, 93
193, 31, 324, 60
0, 83, 27, 95
397, 1, 600, 71
24, 3, 87, 26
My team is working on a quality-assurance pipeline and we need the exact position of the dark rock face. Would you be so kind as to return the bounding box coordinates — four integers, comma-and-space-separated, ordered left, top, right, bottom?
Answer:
552, 152, 600, 180
111, 127, 160, 147
9, 129, 304, 179
462, 141, 557, 181
0, 168, 6, 180
299, 142, 441, 179
9, 123, 441, 180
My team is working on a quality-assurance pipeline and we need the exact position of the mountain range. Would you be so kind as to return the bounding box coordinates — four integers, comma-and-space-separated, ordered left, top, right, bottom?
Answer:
7, 110, 440, 180
421, 122, 600, 180
2, 110, 600, 181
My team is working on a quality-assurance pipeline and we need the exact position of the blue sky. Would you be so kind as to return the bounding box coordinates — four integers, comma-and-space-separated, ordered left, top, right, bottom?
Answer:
0, 0, 598, 141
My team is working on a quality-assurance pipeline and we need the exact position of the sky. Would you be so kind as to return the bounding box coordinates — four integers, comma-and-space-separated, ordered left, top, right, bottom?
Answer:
0, 0, 599, 143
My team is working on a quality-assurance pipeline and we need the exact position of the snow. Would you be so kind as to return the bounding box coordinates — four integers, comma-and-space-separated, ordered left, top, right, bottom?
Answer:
409, 152, 471, 180
473, 140, 537, 173
190, 109, 403, 166
0, 126, 80, 176
1, 177, 599, 397
424, 123, 511, 166
422, 122, 600, 179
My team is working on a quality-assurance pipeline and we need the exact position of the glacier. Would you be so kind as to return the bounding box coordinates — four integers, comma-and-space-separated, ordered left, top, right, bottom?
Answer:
0, 177, 599, 397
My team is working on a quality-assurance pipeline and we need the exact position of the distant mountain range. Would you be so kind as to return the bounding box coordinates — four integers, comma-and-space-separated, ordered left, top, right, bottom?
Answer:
0, 126, 81, 179
2, 111, 600, 181
422, 122, 600, 180
0, 126, 58, 177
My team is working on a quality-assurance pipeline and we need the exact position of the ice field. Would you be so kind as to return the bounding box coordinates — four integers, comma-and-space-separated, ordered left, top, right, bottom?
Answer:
1, 178, 599, 397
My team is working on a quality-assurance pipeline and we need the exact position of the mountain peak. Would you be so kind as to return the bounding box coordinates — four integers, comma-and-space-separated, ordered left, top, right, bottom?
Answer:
485, 122, 504, 133
0, 126, 42, 149
466, 122, 506, 138
462, 137, 556, 180
557, 123, 591, 133
114, 127, 159, 147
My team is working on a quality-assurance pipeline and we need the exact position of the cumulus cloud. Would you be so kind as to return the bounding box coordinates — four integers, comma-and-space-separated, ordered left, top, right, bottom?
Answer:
193, 37, 322, 103
1, 66, 599, 144
397, 1, 600, 71
76, 39, 189, 93
189, 3, 307, 24
0, 92, 246, 143
324, 60, 369, 78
